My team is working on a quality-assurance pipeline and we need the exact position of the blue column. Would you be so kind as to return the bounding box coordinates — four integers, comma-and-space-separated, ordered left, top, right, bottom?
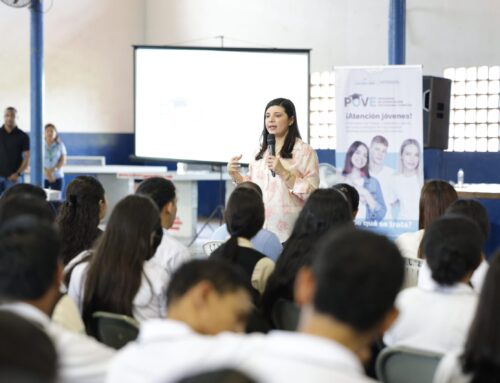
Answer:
388, 0, 406, 65
30, 0, 44, 186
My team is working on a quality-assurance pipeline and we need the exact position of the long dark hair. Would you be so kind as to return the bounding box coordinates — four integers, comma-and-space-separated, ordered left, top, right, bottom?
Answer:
342, 141, 370, 177
81, 195, 162, 330
255, 98, 301, 160
418, 180, 458, 230
57, 176, 105, 265
461, 252, 500, 382
261, 188, 353, 320
211, 188, 264, 264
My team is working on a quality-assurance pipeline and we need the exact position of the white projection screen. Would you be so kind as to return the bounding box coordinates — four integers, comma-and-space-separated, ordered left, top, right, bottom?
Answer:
134, 46, 310, 164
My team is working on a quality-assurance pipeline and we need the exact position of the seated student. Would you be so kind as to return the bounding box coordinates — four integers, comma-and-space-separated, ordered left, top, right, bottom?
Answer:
107, 228, 404, 383
210, 182, 282, 261
68, 195, 168, 328
395, 180, 458, 259
434, 251, 500, 383
57, 176, 107, 266
418, 199, 490, 293
261, 188, 353, 322
332, 182, 360, 219
384, 216, 483, 353
0, 217, 114, 383
136, 177, 191, 274
0, 310, 58, 383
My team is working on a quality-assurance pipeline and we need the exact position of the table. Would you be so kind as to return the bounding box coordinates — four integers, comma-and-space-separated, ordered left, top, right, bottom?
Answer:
454, 183, 500, 199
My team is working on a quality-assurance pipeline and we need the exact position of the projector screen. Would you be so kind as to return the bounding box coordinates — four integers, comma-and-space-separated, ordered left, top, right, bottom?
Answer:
134, 46, 310, 164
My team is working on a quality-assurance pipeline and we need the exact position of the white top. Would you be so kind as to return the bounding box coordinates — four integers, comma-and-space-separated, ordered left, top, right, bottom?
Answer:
106, 319, 375, 383
68, 260, 169, 322
418, 259, 489, 294
433, 351, 471, 383
384, 283, 478, 354
395, 229, 424, 259
370, 165, 395, 219
0, 302, 114, 383
149, 228, 191, 276
387, 173, 421, 220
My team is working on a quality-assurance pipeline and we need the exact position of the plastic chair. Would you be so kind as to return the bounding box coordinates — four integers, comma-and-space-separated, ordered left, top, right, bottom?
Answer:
402, 257, 424, 289
92, 311, 140, 350
202, 240, 224, 256
271, 299, 300, 331
376, 346, 443, 383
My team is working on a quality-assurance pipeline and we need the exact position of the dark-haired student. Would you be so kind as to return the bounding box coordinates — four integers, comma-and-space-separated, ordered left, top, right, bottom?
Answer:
418, 199, 490, 293
434, 251, 500, 383
107, 228, 404, 383
1, 182, 47, 200
332, 182, 360, 218
136, 177, 191, 275
210, 181, 282, 261
210, 187, 274, 296
0, 217, 114, 382
176, 369, 257, 383
384, 216, 483, 353
68, 195, 168, 328
57, 176, 107, 266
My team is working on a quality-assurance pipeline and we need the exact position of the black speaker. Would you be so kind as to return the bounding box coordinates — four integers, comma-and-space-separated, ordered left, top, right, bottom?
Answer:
423, 76, 452, 149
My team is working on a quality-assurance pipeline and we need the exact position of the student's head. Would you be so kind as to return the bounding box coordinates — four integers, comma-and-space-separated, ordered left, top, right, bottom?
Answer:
0, 195, 55, 224
370, 135, 389, 166
44, 123, 59, 144
1, 183, 47, 200
0, 311, 58, 383
332, 183, 359, 218
0, 217, 62, 315
295, 228, 403, 336
176, 369, 257, 383
136, 177, 177, 229
418, 180, 458, 230
166, 260, 253, 335
445, 199, 490, 242
57, 176, 106, 265
462, 252, 500, 381
236, 181, 263, 199
82, 195, 162, 327
342, 141, 370, 177
3, 107, 17, 128
256, 98, 301, 160
398, 138, 421, 173
423, 216, 483, 286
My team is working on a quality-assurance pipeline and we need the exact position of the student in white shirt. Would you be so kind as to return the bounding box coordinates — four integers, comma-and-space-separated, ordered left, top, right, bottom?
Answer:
68, 195, 169, 329
434, 252, 500, 383
0, 217, 114, 383
107, 228, 405, 383
136, 177, 191, 275
385, 216, 483, 353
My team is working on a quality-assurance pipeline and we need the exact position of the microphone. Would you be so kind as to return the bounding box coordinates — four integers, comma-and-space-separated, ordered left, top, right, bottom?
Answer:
267, 134, 276, 177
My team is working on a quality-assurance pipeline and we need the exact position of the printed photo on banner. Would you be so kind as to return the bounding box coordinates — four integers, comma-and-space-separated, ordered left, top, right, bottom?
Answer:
335, 66, 424, 238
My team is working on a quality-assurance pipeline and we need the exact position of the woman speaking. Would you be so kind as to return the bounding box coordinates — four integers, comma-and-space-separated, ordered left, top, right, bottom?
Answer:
228, 98, 319, 242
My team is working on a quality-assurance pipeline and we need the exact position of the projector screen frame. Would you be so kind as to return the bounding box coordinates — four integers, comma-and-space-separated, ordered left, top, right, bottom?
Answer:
132, 45, 311, 165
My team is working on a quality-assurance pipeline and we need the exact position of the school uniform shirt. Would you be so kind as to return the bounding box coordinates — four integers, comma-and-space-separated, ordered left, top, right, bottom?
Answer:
384, 283, 478, 354
68, 260, 169, 322
52, 294, 86, 333
210, 224, 283, 261
0, 301, 114, 383
418, 258, 489, 294
395, 229, 424, 259
44, 140, 67, 179
106, 319, 376, 383
149, 228, 191, 276
433, 350, 471, 383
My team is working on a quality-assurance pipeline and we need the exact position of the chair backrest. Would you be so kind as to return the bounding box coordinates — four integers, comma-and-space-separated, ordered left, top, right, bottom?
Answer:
92, 311, 140, 350
376, 346, 443, 383
271, 299, 300, 331
202, 240, 224, 256
402, 257, 424, 289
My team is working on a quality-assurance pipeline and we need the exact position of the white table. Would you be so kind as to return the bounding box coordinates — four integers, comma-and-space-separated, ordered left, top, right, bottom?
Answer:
454, 183, 500, 199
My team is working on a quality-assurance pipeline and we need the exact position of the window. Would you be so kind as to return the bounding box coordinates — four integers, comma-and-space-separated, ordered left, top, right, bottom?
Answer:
309, 71, 336, 149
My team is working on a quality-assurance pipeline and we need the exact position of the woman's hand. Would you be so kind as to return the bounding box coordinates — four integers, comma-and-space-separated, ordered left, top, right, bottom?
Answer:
266, 155, 286, 177
228, 155, 243, 182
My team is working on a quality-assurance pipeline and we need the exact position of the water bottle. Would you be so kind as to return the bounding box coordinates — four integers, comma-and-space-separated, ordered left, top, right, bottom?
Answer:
457, 168, 464, 187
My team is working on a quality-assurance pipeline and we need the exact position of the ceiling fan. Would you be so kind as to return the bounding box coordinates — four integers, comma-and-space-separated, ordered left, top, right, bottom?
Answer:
0, 0, 32, 8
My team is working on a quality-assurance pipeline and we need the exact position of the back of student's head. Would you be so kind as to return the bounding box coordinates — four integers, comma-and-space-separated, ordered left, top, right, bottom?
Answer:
57, 176, 105, 265
1, 183, 47, 200
311, 228, 404, 331
332, 183, 359, 215
176, 369, 257, 383
136, 177, 176, 210
0, 195, 55, 224
423, 216, 483, 286
236, 181, 263, 199
0, 217, 60, 301
0, 311, 58, 383
419, 180, 458, 230
82, 194, 162, 327
445, 199, 489, 241
462, 251, 500, 383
